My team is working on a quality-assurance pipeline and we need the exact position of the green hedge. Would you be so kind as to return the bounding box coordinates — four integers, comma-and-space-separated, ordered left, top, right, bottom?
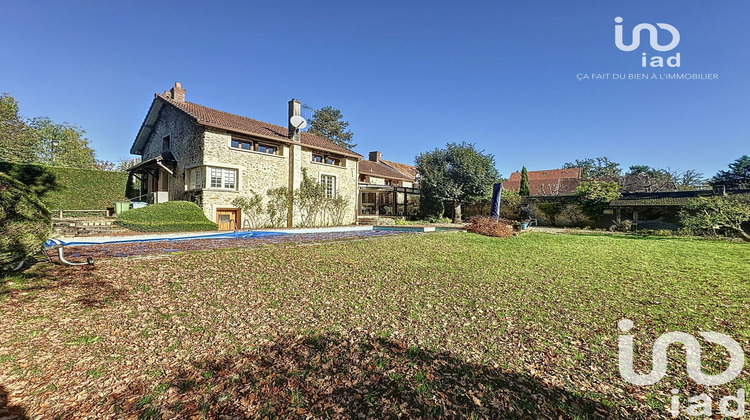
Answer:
0, 162, 128, 211
0, 173, 52, 266
114, 202, 218, 232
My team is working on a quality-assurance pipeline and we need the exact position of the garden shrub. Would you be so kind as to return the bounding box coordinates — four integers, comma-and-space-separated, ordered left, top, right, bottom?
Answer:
574, 180, 621, 222
558, 203, 589, 227
265, 171, 352, 228
124, 172, 139, 199
0, 162, 58, 198
499, 189, 521, 220
266, 187, 292, 228
679, 194, 750, 241
324, 195, 350, 226
0, 172, 52, 267
418, 191, 445, 220
114, 202, 217, 232
296, 169, 327, 227
232, 192, 266, 229
466, 216, 515, 238
537, 201, 566, 225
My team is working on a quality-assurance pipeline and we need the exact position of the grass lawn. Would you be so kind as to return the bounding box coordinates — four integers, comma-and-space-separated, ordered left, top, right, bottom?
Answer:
1, 232, 748, 418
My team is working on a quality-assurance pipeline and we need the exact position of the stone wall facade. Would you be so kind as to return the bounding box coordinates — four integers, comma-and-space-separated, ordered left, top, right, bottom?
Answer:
138, 101, 360, 228
198, 128, 291, 227
141, 105, 203, 202
299, 148, 359, 225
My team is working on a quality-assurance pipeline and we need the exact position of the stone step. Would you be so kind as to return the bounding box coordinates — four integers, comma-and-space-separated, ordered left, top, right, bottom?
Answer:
52, 217, 127, 237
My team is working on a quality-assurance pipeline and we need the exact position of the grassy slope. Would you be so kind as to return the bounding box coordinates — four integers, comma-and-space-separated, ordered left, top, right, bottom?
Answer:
0, 233, 748, 418
114, 201, 218, 232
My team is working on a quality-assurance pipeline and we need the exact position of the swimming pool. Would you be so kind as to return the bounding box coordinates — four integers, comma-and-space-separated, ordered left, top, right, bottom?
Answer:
47, 230, 285, 247
372, 226, 463, 232
57, 228, 413, 259
51, 226, 376, 247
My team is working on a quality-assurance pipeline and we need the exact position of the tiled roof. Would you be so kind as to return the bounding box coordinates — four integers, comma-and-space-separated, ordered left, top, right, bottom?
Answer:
503, 178, 581, 196
508, 168, 581, 181
155, 94, 362, 158
609, 190, 750, 207
359, 160, 414, 182
380, 158, 418, 181
616, 174, 678, 193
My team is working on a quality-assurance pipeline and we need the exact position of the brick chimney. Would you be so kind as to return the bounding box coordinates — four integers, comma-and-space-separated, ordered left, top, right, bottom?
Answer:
288, 99, 301, 142
169, 82, 186, 103
369, 151, 381, 162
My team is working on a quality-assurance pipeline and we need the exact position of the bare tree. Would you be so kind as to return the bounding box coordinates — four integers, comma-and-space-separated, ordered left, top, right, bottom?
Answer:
117, 157, 141, 171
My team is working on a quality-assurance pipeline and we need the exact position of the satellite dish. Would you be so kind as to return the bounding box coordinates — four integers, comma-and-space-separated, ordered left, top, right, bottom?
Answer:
290, 115, 307, 130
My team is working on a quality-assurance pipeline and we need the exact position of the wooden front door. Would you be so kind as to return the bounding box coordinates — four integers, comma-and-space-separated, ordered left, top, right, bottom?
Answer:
216, 209, 239, 231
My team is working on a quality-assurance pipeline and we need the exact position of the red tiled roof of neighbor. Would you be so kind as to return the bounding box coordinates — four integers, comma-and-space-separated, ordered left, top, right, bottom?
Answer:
503, 178, 581, 196
359, 160, 414, 182
379, 159, 418, 181
157, 94, 362, 159
508, 168, 581, 181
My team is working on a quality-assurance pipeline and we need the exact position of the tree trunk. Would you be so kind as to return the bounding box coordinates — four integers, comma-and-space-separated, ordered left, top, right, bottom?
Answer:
734, 227, 750, 242
453, 200, 462, 224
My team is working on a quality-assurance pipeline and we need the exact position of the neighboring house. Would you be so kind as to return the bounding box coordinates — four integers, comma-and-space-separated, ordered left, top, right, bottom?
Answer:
606, 186, 750, 229
503, 168, 581, 196
358, 151, 419, 219
616, 173, 678, 193
128, 83, 362, 229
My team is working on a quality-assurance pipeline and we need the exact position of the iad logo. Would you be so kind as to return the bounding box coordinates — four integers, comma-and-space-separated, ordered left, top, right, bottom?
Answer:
618, 319, 746, 417
614, 17, 681, 68
618, 319, 744, 386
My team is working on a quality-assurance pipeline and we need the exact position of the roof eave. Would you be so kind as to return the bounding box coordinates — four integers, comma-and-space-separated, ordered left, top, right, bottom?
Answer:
130, 95, 166, 155
199, 121, 296, 146
134, 94, 362, 160
197, 122, 362, 159
301, 143, 362, 159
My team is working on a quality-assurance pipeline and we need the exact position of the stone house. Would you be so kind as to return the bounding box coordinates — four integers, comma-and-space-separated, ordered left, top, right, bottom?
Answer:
357, 151, 419, 220
128, 83, 361, 229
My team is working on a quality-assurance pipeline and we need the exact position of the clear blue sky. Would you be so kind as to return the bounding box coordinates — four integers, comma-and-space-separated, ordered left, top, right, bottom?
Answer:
1, 0, 748, 179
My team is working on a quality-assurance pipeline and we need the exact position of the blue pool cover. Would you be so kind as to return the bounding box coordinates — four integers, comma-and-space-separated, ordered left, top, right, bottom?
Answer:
47, 230, 287, 247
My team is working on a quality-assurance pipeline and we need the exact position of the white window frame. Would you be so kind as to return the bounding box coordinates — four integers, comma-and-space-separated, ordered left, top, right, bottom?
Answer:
189, 167, 204, 190
208, 167, 238, 190
320, 174, 337, 198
